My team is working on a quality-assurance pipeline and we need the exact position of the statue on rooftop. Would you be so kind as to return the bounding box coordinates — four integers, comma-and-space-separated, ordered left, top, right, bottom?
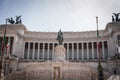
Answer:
15, 15, 22, 24
7, 17, 15, 24
7, 15, 22, 24
112, 13, 120, 22
112, 16, 115, 22
56, 29, 64, 45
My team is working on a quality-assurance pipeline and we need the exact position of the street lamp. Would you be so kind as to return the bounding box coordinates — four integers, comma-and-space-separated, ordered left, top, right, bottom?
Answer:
96, 17, 104, 80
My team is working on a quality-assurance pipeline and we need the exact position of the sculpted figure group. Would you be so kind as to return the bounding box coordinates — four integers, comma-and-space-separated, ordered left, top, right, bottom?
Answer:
6, 15, 22, 24
112, 13, 120, 22
6, 13, 120, 24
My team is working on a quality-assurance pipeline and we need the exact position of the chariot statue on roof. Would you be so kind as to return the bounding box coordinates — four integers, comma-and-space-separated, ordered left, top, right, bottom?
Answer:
6, 15, 22, 24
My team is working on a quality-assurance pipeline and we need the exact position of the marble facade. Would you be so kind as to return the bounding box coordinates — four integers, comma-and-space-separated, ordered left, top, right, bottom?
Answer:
0, 22, 119, 61
0, 22, 120, 80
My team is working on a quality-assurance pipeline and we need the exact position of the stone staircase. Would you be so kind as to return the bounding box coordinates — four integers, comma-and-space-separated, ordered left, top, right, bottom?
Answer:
107, 75, 120, 80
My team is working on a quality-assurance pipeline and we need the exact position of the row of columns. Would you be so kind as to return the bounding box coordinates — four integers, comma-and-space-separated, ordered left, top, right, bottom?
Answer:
23, 41, 107, 61
24, 43, 53, 60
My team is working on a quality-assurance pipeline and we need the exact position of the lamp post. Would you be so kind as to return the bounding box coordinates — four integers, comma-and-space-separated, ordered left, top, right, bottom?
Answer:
96, 17, 104, 80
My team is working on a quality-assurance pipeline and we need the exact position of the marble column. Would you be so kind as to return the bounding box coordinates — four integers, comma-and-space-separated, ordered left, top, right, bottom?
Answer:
42, 43, 45, 60
47, 43, 50, 60
102, 42, 105, 59
23, 42, 25, 59
72, 43, 74, 60
52, 43, 54, 60
12, 37, 16, 56
92, 42, 94, 60
82, 43, 84, 60
107, 41, 108, 58
87, 42, 89, 60
27, 42, 30, 60
32, 42, 35, 60
8, 37, 11, 57
67, 43, 69, 60
37, 43, 40, 60
77, 43, 79, 60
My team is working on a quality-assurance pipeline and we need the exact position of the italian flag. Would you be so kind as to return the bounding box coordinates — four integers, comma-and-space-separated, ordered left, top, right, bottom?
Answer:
96, 16, 101, 60
97, 29, 101, 49
6, 40, 10, 57
97, 29, 101, 57
6, 41, 10, 49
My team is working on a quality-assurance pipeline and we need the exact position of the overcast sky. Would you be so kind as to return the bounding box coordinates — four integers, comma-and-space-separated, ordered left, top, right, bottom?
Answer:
0, 0, 120, 32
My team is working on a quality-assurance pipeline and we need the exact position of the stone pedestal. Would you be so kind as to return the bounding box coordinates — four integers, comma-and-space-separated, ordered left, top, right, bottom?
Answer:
52, 62, 63, 80
53, 45, 66, 61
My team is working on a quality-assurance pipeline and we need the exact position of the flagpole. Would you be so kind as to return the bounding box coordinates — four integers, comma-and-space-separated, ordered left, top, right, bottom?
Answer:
96, 17, 104, 80
96, 16, 100, 64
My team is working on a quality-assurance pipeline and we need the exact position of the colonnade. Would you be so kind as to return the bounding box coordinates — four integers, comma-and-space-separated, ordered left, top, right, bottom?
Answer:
23, 41, 108, 61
